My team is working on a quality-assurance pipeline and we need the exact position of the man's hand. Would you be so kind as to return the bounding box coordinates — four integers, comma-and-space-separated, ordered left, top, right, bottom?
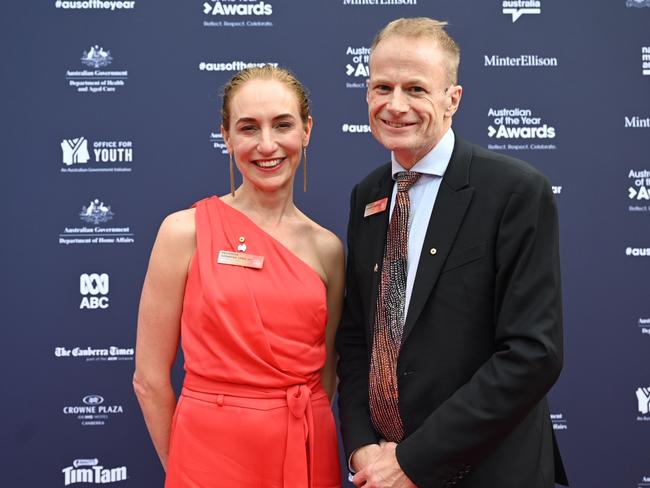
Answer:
352, 442, 416, 488
351, 443, 383, 472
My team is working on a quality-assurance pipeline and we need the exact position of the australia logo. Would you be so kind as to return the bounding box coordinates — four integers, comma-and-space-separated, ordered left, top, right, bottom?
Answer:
80, 199, 115, 225
81, 46, 113, 69
627, 0, 650, 6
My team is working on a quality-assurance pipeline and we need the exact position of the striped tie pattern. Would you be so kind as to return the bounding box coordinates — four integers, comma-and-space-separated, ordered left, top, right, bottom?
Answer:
369, 171, 421, 442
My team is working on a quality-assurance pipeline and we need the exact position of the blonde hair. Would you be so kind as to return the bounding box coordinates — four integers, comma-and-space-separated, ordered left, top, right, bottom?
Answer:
371, 17, 461, 84
221, 65, 310, 131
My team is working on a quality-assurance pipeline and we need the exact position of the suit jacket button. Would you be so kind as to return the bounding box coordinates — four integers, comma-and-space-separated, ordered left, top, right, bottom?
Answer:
430, 248, 437, 255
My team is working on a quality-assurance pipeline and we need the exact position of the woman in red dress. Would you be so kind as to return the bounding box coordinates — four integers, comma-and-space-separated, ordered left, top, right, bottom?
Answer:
133, 66, 343, 488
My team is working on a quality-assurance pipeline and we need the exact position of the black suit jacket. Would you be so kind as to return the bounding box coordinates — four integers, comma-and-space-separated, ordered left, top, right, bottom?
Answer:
336, 135, 568, 488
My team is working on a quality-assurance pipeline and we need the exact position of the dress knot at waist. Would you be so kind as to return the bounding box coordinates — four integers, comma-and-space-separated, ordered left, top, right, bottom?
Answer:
180, 377, 322, 488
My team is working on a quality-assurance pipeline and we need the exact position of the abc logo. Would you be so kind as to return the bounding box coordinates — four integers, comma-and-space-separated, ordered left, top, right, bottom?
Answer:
79, 273, 109, 309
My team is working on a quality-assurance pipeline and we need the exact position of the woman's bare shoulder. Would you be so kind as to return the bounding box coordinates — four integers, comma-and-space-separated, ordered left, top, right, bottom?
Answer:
157, 208, 196, 250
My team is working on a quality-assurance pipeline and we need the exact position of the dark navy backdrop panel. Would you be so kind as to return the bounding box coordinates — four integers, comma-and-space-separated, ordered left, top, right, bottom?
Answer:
2, 1, 649, 486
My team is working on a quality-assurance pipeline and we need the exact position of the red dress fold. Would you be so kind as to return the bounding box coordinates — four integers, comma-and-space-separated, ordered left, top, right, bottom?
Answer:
165, 196, 341, 488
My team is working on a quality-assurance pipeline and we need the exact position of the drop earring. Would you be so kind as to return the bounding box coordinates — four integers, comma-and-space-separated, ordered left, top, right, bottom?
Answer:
302, 146, 308, 193
229, 153, 235, 197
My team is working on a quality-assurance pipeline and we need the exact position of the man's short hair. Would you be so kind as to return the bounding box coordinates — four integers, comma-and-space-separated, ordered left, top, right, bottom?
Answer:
371, 17, 461, 85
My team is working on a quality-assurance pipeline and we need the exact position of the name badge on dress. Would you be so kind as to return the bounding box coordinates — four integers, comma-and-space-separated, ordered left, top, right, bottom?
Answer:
217, 250, 264, 269
364, 197, 388, 217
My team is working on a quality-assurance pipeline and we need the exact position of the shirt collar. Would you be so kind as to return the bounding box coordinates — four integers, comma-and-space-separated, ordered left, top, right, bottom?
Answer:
391, 128, 454, 180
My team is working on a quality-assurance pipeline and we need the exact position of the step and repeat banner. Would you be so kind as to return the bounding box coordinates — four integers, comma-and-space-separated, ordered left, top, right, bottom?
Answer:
2, 1, 649, 487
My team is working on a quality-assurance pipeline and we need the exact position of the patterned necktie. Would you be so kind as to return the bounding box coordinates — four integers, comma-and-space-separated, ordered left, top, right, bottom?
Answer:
369, 170, 421, 442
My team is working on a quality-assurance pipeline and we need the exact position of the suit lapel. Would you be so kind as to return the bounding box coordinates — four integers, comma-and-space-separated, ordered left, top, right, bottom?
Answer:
362, 168, 393, 343
402, 138, 475, 343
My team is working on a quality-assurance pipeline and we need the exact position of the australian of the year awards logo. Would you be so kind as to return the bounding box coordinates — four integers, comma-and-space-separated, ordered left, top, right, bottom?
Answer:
58, 199, 135, 246
637, 386, 650, 421
345, 46, 370, 89
61, 137, 133, 173
643, 47, 650, 76
54, 0, 135, 10
63, 394, 124, 426
627, 0, 650, 7
202, 0, 274, 28
502, 0, 541, 22
79, 273, 109, 309
627, 169, 650, 212
486, 107, 556, 152
66, 45, 128, 93
55, 345, 134, 362
62, 459, 127, 486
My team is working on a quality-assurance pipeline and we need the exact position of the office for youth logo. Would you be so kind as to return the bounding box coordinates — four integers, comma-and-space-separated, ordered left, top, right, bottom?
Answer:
637, 387, 650, 421
202, 0, 273, 28
66, 45, 128, 94
502, 0, 541, 22
61, 137, 133, 173
62, 138, 90, 165
62, 459, 127, 485
55, 0, 135, 10
80, 273, 109, 309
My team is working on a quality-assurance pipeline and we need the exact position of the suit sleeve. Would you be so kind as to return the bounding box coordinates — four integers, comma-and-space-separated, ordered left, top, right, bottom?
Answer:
336, 184, 381, 461
396, 172, 564, 487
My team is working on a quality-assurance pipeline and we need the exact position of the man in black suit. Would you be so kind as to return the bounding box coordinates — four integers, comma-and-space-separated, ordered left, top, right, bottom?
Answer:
336, 17, 568, 488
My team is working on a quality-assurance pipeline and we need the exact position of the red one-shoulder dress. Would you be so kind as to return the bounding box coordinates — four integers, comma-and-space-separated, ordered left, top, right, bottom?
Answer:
164, 196, 341, 488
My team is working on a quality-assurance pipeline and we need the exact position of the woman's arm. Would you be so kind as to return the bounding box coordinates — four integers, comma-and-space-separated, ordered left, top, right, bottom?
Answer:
317, 230, 345, 402
133, 209, 196, 470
